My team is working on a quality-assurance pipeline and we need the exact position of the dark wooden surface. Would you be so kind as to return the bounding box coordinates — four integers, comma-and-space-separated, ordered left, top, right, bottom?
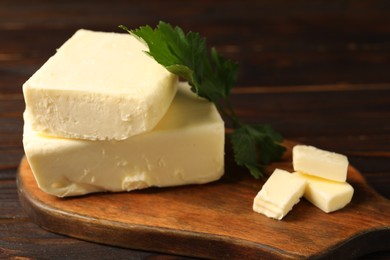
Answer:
1, 0, 389, 259
17, 143, 390, 259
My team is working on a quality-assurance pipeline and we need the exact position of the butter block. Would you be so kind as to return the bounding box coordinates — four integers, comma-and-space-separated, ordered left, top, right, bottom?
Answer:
293, 145, 348, 182
23, 29, 177, 140
293, 172, 354, 213
253, 169, 306, 220
23, 83, 224, 197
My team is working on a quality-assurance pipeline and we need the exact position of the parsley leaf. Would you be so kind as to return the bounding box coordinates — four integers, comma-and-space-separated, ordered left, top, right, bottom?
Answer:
120, 22, 236, 103
230, 125, 263, 178
231, 124, 285, 178
120, 21, 285, 178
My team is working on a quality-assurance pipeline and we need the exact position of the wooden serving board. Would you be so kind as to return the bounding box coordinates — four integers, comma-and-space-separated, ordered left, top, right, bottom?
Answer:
17, 140, 390, 259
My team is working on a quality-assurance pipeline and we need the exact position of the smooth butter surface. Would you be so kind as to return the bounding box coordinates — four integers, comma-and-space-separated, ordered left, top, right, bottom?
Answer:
253, 169, 306, 220
23, 29, 177, 140
293, 172, 354, 213
23, 83, 224, 197
293, 145, 349, 182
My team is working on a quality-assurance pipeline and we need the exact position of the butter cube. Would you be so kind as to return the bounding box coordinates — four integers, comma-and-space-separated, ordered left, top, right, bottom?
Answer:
293, 145, 348, 182
293, 172, 354, 213
253, 169, 306, 220
23, 29, 177, 140
23, 83, 224, 197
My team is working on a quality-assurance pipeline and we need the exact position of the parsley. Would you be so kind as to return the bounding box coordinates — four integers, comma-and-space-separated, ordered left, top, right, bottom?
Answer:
120, 22, 285, 178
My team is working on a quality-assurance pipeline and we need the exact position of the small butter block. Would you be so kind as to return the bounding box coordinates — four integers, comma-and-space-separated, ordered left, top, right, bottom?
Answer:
23, 29, 177, 140
23, 83, 224, 197
253, 169, 306, 220
293, 172, 354, 213
293, 145, 348, 182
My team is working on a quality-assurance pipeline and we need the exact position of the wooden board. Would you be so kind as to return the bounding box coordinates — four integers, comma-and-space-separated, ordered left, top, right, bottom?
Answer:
17, 140, 390, 259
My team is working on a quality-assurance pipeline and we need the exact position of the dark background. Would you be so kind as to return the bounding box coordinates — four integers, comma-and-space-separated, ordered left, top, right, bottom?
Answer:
1, 0, 389, 259
3, 0, 390, 88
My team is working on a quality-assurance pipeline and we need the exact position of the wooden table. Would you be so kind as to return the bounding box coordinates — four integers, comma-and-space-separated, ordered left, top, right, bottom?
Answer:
1, 1, 389, 258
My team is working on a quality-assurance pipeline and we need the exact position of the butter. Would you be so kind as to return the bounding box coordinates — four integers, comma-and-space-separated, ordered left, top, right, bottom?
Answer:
23, 29, 177, 140
293, 172, 354, 213
253, 169, 306, 220
23, 83, 224, 197
293, 145, 348, 182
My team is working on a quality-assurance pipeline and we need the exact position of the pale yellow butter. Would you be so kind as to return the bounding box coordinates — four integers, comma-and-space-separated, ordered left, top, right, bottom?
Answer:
23, 29, 177, 140
293, 172, 354, 213
253, 169, 306, 220
23, 83, 224, 197
293, 145, 349, 182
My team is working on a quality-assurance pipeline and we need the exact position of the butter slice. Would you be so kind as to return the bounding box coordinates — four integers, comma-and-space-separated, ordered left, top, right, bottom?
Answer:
253, 169, 306, 220
23, 83, 224, 197
293, 145, 348, 182
23, 29, 177, 140
293, 172, 354, 213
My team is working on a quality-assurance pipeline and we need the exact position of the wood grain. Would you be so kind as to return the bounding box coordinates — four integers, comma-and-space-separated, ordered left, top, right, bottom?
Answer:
17, 141, 390, 259
2, 1, 390, 258
2, 0, 390, 88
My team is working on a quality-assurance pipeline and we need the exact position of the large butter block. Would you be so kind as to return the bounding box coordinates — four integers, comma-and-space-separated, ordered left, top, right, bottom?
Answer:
23, 83, 224, 197
23, 29, 177, 140
293, 172, 354, 213
253, 169, 306, 220
293, 145, 348, 182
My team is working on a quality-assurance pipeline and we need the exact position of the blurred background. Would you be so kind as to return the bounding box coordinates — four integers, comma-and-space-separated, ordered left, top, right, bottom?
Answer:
2, 0, 390, 88
1, 0, 390, 259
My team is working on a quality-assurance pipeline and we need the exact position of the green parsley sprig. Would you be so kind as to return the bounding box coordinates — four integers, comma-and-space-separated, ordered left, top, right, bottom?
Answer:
120, 22, 285, 178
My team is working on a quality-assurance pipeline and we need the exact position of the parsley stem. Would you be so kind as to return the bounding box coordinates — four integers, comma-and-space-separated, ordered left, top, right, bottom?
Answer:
215, 98, 241, 129
224, 98, 241, 127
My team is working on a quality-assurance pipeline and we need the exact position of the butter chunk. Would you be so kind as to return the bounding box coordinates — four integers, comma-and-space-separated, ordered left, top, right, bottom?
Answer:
253, 169, 306, 220
23, 83, 224, 197
23, 29, 177, 140
293, 172, 354, 213
293, 145, 348, 182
